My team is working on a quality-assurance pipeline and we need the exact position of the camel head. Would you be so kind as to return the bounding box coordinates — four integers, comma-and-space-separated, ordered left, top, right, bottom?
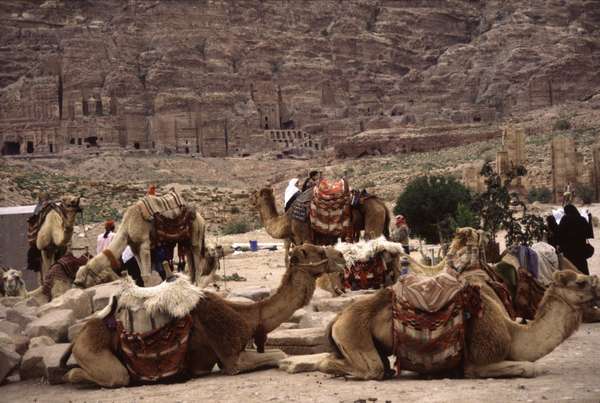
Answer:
204, 244, 235, 274
551, 270, 600, 308
61, 195, 82, 212
289, 244, 346, 277
2, 268, 26, 297
73, 257, 120, 289
446, 227, 489, 272
249, 187, 275, 210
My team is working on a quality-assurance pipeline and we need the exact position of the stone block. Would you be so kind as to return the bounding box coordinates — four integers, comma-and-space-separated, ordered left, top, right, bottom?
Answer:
6, 307, 37, 330
11, 334, 30, 355
231, 286, 271, 301
25, 309, 75, 342
0, 320, 21, 335
0, 331, 15, 351
311, 293, 371, 313
0, 346, 21, 384
224, 296, 254, 304
92, 282, 121, 312
0, 297, 22, 308
14, 297, 40, 309
0, 304, 7, 319
38, 288, 93, 319
276, 322, 298, 330
20, 343, 74, 384
298, 311, 336, 329
29, 335, 55, 349
266, 327, 331, 355
289, 308, 309, 323
278, 352, 330, 373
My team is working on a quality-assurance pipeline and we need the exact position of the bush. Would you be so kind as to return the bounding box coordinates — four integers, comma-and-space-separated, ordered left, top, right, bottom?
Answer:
576, 183, 595, 204
553, 118, 571, 131
527, 186, 552, 203
222, 218, 252, 235
394, 175, 473, 243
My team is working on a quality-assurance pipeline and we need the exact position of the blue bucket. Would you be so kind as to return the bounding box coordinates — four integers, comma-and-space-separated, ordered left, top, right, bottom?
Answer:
249, 240, 258, 252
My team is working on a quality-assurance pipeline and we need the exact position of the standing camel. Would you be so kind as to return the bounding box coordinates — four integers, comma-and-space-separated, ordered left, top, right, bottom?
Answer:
250, 186, 390, 262
35, 195, 81, 283
63, 244, 346, 387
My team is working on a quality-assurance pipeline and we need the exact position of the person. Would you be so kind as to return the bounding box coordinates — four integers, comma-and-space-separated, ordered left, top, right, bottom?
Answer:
301, 170, 321, 192
96, 220, 116, 255
147, 184, 156, 196
391, 215, 410, 254
121, 246, 144, 287
557, 204, 593, 274
545, 215, 559, 249
33, 191, 51, 215
284, 178, 301, 211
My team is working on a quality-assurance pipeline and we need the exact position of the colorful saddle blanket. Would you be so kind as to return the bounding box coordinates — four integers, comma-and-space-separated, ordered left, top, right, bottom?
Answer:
289, 188, 313, 222
137, 190, 185, 221
42, 253, 90, 299
309, 179, 351, 238
514, 267, 545, 320
151, 206, 196, 248
344, 255, 386, 290
391, 271, 482, 374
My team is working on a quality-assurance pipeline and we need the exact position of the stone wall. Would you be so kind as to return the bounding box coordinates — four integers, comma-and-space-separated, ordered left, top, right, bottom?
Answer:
593, 146, 600, 202
551, 136, 585, 203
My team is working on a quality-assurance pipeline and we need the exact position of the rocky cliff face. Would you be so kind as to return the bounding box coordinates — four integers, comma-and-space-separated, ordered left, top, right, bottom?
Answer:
0, 0, 599, 155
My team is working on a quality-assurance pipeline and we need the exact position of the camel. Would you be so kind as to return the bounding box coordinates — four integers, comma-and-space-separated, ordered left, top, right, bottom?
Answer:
35, 195, 81, 283
313, 228, 600, 380
1, 268, 28, 298
74, 200, 208, 287
62, 244, 346, 387
249, 186, 390, 263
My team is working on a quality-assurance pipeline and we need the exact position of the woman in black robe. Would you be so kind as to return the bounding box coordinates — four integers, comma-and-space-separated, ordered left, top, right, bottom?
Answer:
558, 204, 592, 275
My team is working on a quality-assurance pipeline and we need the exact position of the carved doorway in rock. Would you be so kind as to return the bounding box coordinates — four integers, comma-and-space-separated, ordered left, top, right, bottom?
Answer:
26, 141, 34, 153
1, 141, 20, 155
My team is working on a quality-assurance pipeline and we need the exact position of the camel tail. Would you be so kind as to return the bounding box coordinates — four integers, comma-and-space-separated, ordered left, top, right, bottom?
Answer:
59, 342, 73, 370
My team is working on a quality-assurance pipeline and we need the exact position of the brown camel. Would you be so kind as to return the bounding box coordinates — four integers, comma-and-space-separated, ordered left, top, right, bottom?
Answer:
249, 186, 390, 262
63, 244, 345, 387
35, 195, 81, 283
74, 200, 208, 287
313, 228, 600, 380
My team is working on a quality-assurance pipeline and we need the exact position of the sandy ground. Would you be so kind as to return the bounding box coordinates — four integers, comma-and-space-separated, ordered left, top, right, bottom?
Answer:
3, 214, 600, 402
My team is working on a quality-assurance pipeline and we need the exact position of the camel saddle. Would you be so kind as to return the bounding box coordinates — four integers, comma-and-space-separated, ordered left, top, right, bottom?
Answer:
42, 253, 90, 299
27, 202, 65, 247
288, 188, 313, 222
514, 266, 545, 320
114, 276, 203, 382
309, 179, 352, 239
137, 190, 186, 221
390, 270, 482, 374
151, 206, 195, 248
344, 255, 386, 290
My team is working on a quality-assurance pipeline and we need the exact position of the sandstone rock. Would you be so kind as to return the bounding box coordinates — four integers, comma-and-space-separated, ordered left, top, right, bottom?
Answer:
311, 294, 371, 313
11, 334, 30, 356
67, 320, 88, 342
276, 322, 299, 330
6, 307, 37, 330
231, 286, 271, 302
278, 353, 330, 374
0, 331, 15, 351
224, 296, 254, 304
20, 343, 74, 384
298, 311, 336, 329
38, 288, 94, 320
92, 282, 121, 312
266, 327, 331, 355
14, 298, 40, 309
0, 297, 22, 308
0, 346, 20, 384
290, 308, 309, 323
0, 320, 21, 336
25, 309, 75, 342
0, 304, 7, 319
29, 335, 56, 349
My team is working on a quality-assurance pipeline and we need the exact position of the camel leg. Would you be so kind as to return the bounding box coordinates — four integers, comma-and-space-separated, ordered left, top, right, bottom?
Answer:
464, 361, 536, 378
221, 349, 287, 375
40, 249, 54, 284
284, 239, 290, 266
583, 305, 600, 323
138, 241, 152, 284
191, 248, 212, 288
318, 318, 386, 380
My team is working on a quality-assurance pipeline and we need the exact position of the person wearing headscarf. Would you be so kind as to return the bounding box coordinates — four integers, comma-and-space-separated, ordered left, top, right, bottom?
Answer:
301, 170, 321, 192
558, 204, 592, 274
147, 184, 156, 196
33, 191, 51, 215
121, 246, 144, 287
284, 178, 301, 211
96, 220, 116, 255
391, 215, 410, 254
545, 214, 559, 249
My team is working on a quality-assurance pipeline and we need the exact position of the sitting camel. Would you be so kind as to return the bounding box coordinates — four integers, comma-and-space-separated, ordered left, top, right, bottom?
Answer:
310, 228, 600, 379
74, 195, 209, 287
1, 268, 28, 298
34, 195, 82, 282
250, 186, 390, 263
62, 244, 345, 387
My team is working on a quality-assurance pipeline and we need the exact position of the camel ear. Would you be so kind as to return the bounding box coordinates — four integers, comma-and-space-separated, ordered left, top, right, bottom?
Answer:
553, 270, 577, 286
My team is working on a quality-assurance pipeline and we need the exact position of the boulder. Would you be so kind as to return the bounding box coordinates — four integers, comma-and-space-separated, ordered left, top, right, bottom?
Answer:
266, 327, 331, 355
6, 307, 37, 330
37, 288, 93, 319
67, 320, 88, 341
11, 334, 30, 355
29, 335, 55, 349
0, 331, 15, 350
20, 343, 74, 384
276, 322, 299, 330
231, 286, 271, 301
14, 297, 40, 309
0, 304, 7, 319
0, 297, 22, 308
0, 320, 21, 336
0, 345, 21, 384
298, 311, 336, 329
25, 309, 75, 342
289, 308, 309, 323
224, 296, 254, 304
278, 352, 330, 373
91, 282, 121, 312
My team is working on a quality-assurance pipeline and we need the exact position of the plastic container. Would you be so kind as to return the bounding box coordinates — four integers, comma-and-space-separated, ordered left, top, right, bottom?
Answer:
249, 240, 258, 252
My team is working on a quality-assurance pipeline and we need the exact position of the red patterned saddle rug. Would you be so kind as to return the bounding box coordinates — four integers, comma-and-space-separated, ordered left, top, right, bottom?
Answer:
514, 267, 545, 320
116, 315, 192, 382
344, 255, 386, 290
391, 272, 482, 374
151, 206, 195, 249
137, 190, 185, 221
309, 179, 352, 239
42, 253, 91, 299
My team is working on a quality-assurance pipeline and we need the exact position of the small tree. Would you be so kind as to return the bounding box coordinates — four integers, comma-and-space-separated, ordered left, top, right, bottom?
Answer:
394, 175, 474, 243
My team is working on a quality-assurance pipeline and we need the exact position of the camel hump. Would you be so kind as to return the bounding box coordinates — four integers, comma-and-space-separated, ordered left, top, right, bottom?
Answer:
136, 190, 186, 221
392, 271, 464, 313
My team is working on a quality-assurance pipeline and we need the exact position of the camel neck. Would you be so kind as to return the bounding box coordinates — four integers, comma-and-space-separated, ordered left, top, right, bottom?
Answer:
257, 196, 290, 239
508, 289, 582, 361
108, 225, 129, 256
251, 269, 316, 333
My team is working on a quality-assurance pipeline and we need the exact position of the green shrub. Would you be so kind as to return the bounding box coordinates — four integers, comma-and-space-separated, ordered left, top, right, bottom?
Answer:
553, 118, 571, 131
527, 186, 552, 203
222, 218, 252, 235
575, 183, 595, 204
